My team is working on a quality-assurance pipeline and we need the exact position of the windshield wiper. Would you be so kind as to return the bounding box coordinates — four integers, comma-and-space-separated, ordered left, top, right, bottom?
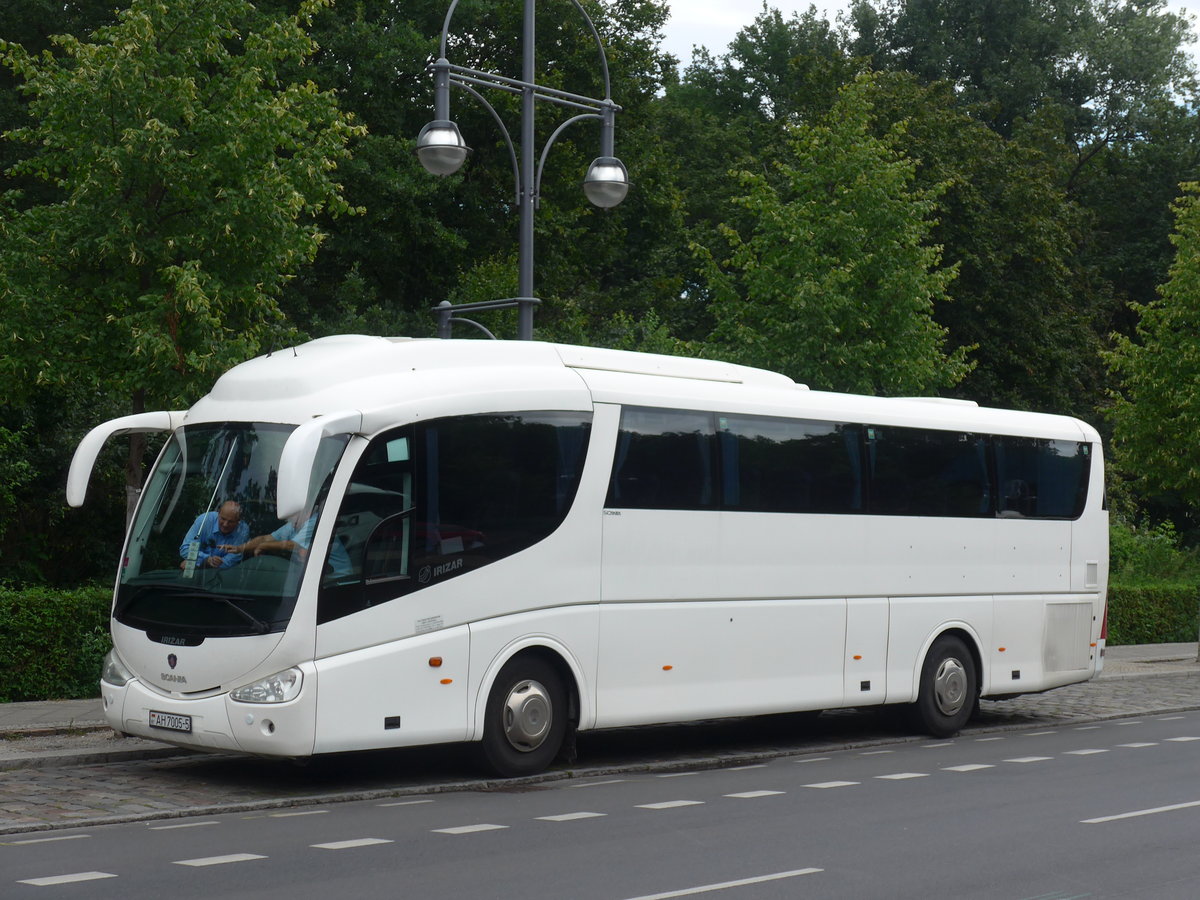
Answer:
122, 587, 272, 635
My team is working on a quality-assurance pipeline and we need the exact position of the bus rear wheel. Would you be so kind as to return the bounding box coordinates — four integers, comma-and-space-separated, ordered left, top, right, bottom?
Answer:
912, 635, 977, 738
480, 656, 567, 777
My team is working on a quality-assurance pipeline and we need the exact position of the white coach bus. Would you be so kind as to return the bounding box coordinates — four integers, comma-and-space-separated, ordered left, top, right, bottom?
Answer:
68, 336, 1107, 776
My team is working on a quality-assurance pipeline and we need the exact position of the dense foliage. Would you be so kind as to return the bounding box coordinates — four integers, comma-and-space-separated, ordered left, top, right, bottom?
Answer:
0, 586, 111, 701
3, 0, 1200, 592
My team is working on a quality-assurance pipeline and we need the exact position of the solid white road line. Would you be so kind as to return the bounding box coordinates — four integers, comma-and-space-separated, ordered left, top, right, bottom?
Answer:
637, 801, 705, 810
311, 838, 393, 849
17, 872, 116, 886
536, 812, 607, 821
433, 824, 508, 834
174, 853, 267, 867
621, 867, 823, 899
1082, 799, 1200, 824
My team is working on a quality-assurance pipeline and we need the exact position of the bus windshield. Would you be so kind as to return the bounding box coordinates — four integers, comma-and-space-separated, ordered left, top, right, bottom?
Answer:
116, 422, 349, 637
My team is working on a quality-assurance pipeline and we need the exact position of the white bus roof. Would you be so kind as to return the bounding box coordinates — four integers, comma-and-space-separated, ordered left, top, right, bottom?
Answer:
186, 335, 1098, 443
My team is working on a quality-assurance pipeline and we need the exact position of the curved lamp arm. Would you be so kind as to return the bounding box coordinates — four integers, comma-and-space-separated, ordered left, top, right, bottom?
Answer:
535, 113, 602, 207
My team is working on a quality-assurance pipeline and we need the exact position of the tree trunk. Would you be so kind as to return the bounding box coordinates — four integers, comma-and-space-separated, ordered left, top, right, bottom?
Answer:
123, 389, 147, 528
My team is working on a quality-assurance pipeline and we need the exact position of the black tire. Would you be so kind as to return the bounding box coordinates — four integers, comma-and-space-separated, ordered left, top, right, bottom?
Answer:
912, 634, 977, 738
480, 655, 568, 777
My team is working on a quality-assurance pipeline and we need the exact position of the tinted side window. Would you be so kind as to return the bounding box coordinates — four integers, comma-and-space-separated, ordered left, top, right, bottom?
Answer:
719, 415, 863, 514
867, 427, 991, 517
319, 412, 591, 623
995, 437, 1090, 519
607, 408, 715, 510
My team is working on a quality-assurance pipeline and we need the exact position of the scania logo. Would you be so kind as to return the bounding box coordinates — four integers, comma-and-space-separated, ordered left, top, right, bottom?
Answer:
161, 673, 188, 684
167, 654, 178, 670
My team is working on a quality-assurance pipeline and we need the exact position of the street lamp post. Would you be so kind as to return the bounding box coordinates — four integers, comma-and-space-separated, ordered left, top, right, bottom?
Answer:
416, 0, 629, 340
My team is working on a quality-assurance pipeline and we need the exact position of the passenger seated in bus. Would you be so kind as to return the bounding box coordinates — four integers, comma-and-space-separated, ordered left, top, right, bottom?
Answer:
222, 509, 352, 577
179, 501, 249, 570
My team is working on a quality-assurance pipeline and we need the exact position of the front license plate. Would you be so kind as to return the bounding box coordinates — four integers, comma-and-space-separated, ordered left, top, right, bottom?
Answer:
148, 710, 192, 733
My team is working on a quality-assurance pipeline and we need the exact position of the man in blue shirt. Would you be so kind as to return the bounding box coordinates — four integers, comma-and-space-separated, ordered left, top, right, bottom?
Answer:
179, 501, 250, 570
229, 509, 352, 577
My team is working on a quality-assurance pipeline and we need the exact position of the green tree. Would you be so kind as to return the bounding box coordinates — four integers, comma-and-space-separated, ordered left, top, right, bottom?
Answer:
698, 73, 970, 395
1108, 183, 1200, 507
0, 0, 362, 517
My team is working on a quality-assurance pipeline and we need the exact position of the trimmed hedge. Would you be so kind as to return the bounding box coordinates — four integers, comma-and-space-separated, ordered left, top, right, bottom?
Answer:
0, 586, 111, 701
0, 579, 1195, 701
1107, 580, 1200, 646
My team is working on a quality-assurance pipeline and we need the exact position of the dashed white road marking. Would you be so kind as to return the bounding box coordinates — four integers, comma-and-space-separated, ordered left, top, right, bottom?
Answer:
1082, 799, 1200, 825
433, 823, 508, 835
923, 742, 955, 748
943, 764, 993, 772
571, 779, 627, 787
657, 772, 698, 778
621, 867, 823, 899
1166, 736, 1200, 742
150, 821, 219, 830
17, 872, 116, 886
1158, 716, 1186, 721
727, 764, 768, 771
311, 838, 393, 849
1116, 720, 1143, 726
1074, 725, 1101, 731
860, 750, 893, 756
875, 772, 928, 780
803, 781, 859, 789
1004, 757, 1053, 763
378, 799, 434, 807
724, 790, 785, 798
794, 757, 830, 764
270, 809, 328, 818
1064, 749, 1108, 756
6, 834, 90, 845
1117, 742, 1158, 748
975, 737, 1004, 742
536, 812, 607, 821
1024, 731, 1057, 736
174, 853, 266, 867
637, 800, 705, 810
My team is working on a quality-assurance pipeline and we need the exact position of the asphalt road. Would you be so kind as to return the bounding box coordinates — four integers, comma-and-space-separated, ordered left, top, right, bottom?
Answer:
6, 711, 1200, 899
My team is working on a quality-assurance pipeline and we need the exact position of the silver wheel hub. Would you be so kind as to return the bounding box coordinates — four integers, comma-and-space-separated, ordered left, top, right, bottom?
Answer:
933, 657, 968, 717
502, 679, 552, 752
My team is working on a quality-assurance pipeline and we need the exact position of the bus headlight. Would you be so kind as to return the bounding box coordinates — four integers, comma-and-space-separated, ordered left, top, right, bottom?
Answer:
100, 649, 134, 687
230, 668, 303, 704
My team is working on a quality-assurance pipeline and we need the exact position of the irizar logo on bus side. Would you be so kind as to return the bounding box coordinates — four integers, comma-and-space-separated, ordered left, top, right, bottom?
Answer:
419, 557, 464, 584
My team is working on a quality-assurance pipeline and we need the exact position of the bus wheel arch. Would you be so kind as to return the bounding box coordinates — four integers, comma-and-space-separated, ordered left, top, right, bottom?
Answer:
911, 629, 980, 738
477, 647, 578, 777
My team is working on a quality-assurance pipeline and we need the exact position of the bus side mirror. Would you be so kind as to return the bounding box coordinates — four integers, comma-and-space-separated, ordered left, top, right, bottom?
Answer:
67, 411, 185, 507
276, 410, 363, 521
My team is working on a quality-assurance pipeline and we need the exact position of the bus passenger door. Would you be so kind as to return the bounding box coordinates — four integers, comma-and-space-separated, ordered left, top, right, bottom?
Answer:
844, 597, 888, 706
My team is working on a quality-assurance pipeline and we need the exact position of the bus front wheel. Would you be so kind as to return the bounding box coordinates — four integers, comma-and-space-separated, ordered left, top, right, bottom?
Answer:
480, 656, 567, 777
912, 635, 977, 738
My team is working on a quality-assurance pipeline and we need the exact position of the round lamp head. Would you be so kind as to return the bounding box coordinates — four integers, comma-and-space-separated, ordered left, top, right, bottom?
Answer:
416, 120, 470, 176
583, 156, 630, 208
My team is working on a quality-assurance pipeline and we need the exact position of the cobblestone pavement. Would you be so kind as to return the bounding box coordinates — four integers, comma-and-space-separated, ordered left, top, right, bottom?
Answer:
2, 656, 1198, 836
